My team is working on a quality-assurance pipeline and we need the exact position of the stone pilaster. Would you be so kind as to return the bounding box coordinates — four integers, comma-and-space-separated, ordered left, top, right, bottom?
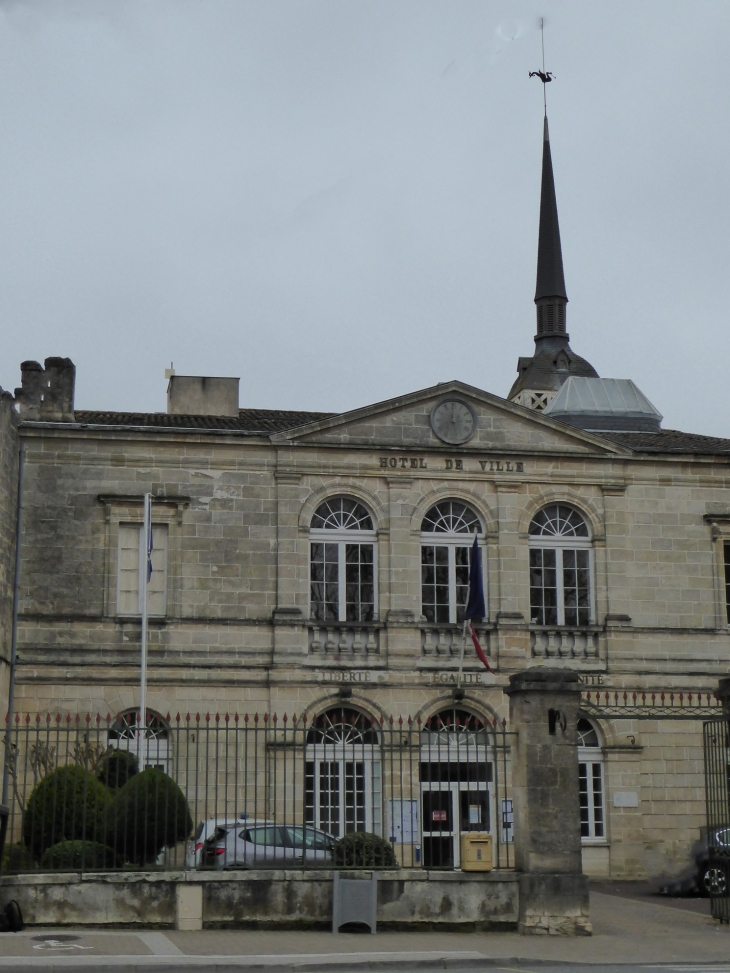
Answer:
0, 391, 19, 713
505, 666, 591, 935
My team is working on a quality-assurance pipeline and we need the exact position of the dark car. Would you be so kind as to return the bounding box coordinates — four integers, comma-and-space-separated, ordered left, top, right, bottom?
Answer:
693, 826, 730, 896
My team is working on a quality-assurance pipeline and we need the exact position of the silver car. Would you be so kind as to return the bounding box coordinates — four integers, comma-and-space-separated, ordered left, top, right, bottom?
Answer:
222, 823, 335, 868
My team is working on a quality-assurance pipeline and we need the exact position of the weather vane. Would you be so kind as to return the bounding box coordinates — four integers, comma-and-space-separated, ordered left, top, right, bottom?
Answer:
529, 18, 554, 114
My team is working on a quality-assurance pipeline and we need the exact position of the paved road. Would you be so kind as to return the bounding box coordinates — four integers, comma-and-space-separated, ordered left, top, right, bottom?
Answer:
0, 891, 727, 971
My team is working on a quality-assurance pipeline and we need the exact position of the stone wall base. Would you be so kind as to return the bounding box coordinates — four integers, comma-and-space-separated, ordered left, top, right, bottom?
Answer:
0, 870, 519, 931
518, 873, 592, 936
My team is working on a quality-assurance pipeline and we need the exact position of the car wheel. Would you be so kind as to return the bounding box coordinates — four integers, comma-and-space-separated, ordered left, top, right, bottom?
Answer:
699, 863, 729, 897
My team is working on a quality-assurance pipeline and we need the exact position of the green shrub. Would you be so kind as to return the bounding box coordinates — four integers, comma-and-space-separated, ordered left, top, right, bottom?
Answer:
22, 766, 113, 860
97, 749, 138, 791
332, 831, 397, 868
107, 768, 192, 866
2, 843, 34, 872
40, 840, 122, 870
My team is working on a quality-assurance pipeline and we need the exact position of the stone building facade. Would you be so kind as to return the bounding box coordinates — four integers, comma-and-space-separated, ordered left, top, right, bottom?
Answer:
0, 116, 728, 882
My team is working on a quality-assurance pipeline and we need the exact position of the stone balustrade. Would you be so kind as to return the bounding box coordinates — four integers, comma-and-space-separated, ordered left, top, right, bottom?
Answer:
308, 622, 381, 657
420, 624, 492, 661
530, 626, 601, 660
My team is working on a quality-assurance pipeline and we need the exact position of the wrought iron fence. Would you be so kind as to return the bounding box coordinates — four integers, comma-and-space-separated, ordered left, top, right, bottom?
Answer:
703, 717, 730, 922
1, 707, 514, 874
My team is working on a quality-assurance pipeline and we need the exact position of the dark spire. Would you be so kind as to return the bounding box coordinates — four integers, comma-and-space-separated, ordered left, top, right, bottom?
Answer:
533, 116, 568, 342
535, 117, 567, 302
508, 114, 598, 408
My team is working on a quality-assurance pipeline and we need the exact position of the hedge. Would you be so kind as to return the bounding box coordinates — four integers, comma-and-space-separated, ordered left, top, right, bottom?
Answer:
40, 840, 122, 870
97, 749, 138, 791
332, 831, 397, 868
107, 768, 192, 866
22, 766, 113, 861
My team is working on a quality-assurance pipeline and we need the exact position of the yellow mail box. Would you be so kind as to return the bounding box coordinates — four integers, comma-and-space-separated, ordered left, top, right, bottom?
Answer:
460, 832, 493, 872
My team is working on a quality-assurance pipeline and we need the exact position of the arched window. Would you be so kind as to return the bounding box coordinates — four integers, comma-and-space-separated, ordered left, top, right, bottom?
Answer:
529, 503, 592, 626
421, 501, 484, 624
577, 718, 604, 841
420, 707, 494, 868
108, 708, 170, 773
309, 498, 376, 622
305, 707, 381, 838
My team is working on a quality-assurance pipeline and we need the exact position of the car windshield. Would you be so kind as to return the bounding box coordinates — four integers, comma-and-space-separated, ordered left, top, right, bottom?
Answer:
287, 827, 332, 850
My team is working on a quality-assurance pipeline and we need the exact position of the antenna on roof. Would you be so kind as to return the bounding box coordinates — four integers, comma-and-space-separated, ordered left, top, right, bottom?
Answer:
529, 18, 554, 115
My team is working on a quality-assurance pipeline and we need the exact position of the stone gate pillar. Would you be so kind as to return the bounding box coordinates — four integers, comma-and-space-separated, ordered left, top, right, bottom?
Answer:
505, 666, 591, 935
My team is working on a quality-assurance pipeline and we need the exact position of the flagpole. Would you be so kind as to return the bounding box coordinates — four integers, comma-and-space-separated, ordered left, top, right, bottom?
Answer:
456, 618, 468, 690
138, 493, 152, 772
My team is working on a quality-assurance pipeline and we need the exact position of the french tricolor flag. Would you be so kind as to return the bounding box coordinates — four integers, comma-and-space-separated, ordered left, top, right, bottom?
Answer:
464, 534, 493, 673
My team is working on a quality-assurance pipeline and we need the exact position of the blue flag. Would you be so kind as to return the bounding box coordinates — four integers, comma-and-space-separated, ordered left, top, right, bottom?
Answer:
464, 534, 485, 622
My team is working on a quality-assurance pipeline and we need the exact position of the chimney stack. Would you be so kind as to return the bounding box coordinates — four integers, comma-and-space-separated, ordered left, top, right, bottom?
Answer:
15, 358, 75, 421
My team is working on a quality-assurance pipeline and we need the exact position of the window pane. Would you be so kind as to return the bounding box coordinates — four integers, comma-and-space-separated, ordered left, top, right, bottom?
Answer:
530, 548, 558, 625
319, 761, 340, 837
592, 764, 604, 838
455, 546, 470, 623
563, 548, 590, 627
310, 542, 339, 621
345, 544, 374, 622
422, 546, 450, 623
118, 525, 140, 615
578, 762, 590, 838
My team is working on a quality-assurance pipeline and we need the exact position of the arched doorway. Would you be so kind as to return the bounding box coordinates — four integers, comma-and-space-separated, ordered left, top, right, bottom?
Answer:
420, 708, 493, 868
108, 709, 171, 773
305, 707, 381, 838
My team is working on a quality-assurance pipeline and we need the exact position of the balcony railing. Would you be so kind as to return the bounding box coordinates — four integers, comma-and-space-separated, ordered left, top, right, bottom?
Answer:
420, 624, 492, 662
530, 626, 601, 660
308, 622, 382, 657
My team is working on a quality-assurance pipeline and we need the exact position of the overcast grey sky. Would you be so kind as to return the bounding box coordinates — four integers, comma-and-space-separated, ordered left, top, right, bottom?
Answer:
0, 0, 728, 434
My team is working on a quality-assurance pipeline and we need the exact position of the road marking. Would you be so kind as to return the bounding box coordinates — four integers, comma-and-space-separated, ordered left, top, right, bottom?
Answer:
32, 940, 93, 951
137, 932, 184, 956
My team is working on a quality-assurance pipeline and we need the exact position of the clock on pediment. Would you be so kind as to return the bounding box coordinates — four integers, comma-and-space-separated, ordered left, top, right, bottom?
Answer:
430, 399, 477, 445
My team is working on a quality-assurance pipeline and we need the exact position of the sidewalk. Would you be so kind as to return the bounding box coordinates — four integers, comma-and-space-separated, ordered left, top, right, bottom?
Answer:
0, 891, 727, 970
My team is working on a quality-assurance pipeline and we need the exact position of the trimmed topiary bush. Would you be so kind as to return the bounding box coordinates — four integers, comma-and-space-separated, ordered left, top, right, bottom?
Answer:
40, 840, 122, 870
107, 768, 192, 866
97, 749, 138, 791
332, 831, 397, 868
22, 765, 113, 861
2, 843, 34, 872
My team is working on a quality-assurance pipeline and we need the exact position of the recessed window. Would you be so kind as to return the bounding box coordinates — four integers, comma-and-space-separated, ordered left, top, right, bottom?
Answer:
309, 499, 376, 622
420, 502, 484, 624
529, 504, 592, 626
117, 524, 168, 616
724, 543, 730, 624
578, 718, 604, 841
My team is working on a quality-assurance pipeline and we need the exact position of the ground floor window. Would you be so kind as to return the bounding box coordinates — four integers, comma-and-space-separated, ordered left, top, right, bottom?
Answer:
578, 718, 605, 840
108, 709, 171, 773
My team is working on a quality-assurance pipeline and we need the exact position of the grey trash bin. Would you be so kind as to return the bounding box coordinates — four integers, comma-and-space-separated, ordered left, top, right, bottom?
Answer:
332, 872, 377, 934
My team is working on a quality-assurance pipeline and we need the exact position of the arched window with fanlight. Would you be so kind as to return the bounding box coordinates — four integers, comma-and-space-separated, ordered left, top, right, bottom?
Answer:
305, 707, 381, 838
578, 718, 605, 841
419, 707, 494, 868
309, 498, 377, 622
420, 501, 484, 624
108, 708, 170, 773
529, 503, 593, 626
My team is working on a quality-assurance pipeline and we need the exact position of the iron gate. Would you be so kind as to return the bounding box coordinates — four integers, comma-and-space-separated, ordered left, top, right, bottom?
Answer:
703, 717, 730, 922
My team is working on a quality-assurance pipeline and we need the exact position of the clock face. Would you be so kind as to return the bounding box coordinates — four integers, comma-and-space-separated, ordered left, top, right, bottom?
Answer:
430, 399, 477, 445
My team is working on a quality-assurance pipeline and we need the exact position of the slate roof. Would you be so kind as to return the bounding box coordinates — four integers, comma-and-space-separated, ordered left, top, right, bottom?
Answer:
72, 409, 335, 433
597, 430, 730, 455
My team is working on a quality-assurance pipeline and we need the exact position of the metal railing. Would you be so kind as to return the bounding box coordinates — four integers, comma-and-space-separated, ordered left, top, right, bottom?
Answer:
1, 709, 513, 874
703, 717, 730, 923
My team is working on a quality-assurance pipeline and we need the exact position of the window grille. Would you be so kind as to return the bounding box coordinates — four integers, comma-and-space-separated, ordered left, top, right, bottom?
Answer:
529, 504, 592, 626
420, 503, 484, 625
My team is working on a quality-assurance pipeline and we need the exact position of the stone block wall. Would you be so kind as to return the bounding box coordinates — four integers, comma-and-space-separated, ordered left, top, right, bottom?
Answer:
0, 391, 19, 710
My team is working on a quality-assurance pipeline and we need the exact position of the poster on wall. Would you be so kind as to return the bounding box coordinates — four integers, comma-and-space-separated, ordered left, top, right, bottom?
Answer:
387, 799, 419, 844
